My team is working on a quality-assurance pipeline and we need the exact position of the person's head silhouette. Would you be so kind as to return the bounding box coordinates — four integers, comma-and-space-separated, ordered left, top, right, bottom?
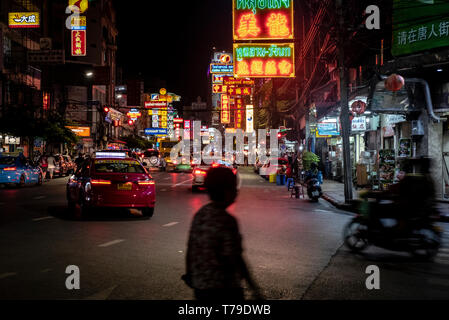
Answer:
205, 167, 238, 208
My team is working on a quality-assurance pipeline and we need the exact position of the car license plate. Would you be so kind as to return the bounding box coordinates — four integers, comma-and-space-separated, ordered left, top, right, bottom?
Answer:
117, 183, 132, 191
312, 191, 319, 197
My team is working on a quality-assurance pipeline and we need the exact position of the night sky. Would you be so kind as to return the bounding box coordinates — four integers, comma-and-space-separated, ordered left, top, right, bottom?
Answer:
113, 0, 233, 105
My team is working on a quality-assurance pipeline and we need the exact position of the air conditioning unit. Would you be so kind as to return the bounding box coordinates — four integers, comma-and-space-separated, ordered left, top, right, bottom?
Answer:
411, 120, 424, 136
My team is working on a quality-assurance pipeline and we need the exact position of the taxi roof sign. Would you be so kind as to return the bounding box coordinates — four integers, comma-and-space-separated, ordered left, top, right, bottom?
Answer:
94, 151, 126, 159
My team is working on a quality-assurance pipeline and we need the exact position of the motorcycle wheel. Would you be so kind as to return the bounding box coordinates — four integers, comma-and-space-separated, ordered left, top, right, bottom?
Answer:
343, 219, 369, 252
410, 228, 441, 261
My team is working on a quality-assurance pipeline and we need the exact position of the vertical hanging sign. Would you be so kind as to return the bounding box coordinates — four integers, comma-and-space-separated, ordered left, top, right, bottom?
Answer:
71, 30, 86, 56
221, 94, 231, 124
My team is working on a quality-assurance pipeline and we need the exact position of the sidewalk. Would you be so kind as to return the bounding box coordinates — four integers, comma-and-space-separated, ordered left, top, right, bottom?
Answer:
320, 179, 449, 221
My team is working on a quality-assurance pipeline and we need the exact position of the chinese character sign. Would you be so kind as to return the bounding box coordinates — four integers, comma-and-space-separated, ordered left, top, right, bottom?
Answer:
235, 98, 244, 129
221, 94, 231, 124
392, 0, 449, 56
8, 12, 40, 28
234, 43, 295, 78
71, 30, 86, 56
233, 0, 294, 40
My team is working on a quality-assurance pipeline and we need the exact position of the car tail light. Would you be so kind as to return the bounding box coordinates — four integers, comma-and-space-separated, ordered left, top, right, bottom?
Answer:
3, 167, 17, 171
137, 180, 155, 185
91, 179, 111, 185
232, 168, 237, 175
211, 163, 220, 168
193, 169, 206, 175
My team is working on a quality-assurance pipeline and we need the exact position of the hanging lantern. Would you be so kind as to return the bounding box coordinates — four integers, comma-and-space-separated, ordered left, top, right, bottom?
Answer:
385, 74, 405, 92
351, 100, 366, 115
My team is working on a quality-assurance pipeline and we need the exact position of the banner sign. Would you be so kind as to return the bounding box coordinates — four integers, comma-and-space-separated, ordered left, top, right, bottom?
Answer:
8, 12, 40, 28
223, 76, 255, 86
235, 98, 244, 129
232, 0, 294, 41
392, 0, 449, 56
228, 86, 252, 96
71, 30, 86, 56
210, 63, 234, 74
145, 101, 167, 108
233, 43, 295, 78
145, 128, 167, 135
221, 94, 231, 124
246, 105, 254, 133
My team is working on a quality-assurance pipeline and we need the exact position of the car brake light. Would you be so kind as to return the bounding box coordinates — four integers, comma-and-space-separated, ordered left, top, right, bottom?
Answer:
3, 167, 17, 171
137, 180, 155, 185
193, 169, 206, 175
91, 179, 111, 185
211, 163, 220, 168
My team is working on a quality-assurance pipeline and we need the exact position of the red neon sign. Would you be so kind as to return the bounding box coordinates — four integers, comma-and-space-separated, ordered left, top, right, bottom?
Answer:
221, 94, 231, 124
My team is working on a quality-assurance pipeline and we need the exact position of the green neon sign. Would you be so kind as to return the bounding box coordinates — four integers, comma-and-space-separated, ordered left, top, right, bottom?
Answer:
236, 0, 291, 14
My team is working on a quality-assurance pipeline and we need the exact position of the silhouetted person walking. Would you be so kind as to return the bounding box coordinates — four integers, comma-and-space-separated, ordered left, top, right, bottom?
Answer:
184, 167, 262, 301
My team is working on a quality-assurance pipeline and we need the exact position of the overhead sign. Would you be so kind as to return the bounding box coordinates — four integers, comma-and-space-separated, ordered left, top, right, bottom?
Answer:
210, 63, 234, 74
145, 128, 168, 135
8, 12, 40, 28
233, 43, 295, 78
70, 15, 87, 30
69, 0, 88, 13
392, 0, 449, 56
232, 0, 294, 41
228, 86, 252, 96
66, 126, 90, 137
221, 94, 231, 124
223, 76, 255, 86
71, 30, 86, 56
145, 101, 167, 108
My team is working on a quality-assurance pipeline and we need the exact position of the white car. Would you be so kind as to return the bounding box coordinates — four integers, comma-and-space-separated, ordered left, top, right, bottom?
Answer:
142, 149, 161, 171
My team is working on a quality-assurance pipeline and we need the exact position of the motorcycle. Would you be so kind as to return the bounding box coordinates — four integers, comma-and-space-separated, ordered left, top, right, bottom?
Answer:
343, 213, 442, 260
306, 177, 322, 202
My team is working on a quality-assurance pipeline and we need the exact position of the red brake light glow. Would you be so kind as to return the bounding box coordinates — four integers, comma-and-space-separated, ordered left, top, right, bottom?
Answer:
3, 167, 17, 171
91, 179, 111, 185
137, 180, 155, 185
211, 163, 220, 168
194, 169, 206, 175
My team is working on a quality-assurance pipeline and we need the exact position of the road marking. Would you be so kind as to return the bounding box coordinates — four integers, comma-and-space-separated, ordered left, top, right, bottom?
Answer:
33, 216, 54, 222
84, 285, 118, 300
172, 178, 192, 187
163, 222, 179, 227
315, 209, 333, 214
0, 272, 17, 279
33, 196, 46, 200
98, 239, 125, 247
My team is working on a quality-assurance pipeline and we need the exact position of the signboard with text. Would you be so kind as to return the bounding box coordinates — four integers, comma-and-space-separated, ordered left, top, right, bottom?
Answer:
210, 63, 234, 74
145, 101, 167, 108
228, 86, 252, 96
145, 128, 167, 135
8, 12, 40, 28
233, 43, 295, 78
71, 30, 86, 56
223, 76, 255, 86
221, 94, 231, 124
232, 0, 294, 41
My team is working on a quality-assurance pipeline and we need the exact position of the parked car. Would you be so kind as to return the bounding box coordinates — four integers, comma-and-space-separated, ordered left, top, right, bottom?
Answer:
0, 156, 43, 187
259, 158, 289, 179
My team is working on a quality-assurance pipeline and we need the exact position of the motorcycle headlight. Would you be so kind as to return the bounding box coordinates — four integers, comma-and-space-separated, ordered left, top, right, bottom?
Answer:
85, 182, 92, 193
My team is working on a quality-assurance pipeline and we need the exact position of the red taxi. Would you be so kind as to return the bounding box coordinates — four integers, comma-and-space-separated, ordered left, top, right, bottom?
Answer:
66, 152, 155, 218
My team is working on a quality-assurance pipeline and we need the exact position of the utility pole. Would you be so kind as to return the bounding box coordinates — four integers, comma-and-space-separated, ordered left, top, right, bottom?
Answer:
336, 0, 353, 203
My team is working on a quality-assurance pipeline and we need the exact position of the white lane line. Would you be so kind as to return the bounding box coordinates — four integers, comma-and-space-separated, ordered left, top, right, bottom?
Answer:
33, 216, 54, 222
33, 196, 46, 200
172, 178, 193, 187
0, 272, 17, 279
163, 222, 179, 227
98, 239, 125, 247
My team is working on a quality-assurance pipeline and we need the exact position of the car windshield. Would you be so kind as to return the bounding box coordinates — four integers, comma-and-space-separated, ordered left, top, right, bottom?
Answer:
94, 159, 146, 174
0, 157, 16, 165
144, 150, 159, 158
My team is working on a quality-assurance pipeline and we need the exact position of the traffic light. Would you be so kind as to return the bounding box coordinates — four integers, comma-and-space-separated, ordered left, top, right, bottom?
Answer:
277, 132, 282, 139
103, 106, 110, 113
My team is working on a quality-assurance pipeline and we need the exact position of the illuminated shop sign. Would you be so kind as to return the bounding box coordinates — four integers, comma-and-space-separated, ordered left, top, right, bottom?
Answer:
8, 12, 40, 28
212, 84, 228, 94
145, 128, 167, 135
223, 76, 255, 86
233, 43, 295, 78
246, 105, 254, 133
71, 30, 86, 56
235, 98, 244, 129
70, 16, 86, 30
145, 101, 167, 108
69, 0, 88, 13
228, 87, 252, 96
210, 63, 234, 74
221, 94, 231, 124
66, 126, 91, 137
233, 0, 294, 40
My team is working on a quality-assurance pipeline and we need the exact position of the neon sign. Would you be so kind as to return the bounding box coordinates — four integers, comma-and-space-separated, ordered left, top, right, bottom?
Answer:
233, 43, 295, 78
233, 0, 293, 40
71, 30, 86, 56
210, 63, 234, 74
221, 94, 231, 124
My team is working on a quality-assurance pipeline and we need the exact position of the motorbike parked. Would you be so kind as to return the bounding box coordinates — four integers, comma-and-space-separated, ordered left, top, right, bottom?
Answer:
343, 211, 442, 260
306, 177, 322, 202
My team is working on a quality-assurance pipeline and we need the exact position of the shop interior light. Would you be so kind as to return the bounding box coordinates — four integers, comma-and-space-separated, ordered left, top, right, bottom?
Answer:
437, 69, 443, 72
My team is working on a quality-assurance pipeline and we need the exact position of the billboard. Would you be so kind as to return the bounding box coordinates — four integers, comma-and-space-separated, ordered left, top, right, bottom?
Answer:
71, 30, 86, 56
233, 43, 295, 78
66, 126, 90, 137
232, 0, 294, 40
392, 0, 449, 56
8, 12, 40, 28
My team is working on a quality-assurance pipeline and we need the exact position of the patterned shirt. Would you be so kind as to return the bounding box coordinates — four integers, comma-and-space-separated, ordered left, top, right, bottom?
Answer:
186, 203, 243, 290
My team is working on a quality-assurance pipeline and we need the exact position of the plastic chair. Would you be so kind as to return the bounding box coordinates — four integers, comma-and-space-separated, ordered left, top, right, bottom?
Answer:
286, 178, 295, 191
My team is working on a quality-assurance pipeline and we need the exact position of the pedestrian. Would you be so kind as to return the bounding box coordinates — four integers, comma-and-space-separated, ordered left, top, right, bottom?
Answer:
75, 152, 84, 169
183, 167, 263, 301
47, 154, 56, 179
39, 154, 48, 179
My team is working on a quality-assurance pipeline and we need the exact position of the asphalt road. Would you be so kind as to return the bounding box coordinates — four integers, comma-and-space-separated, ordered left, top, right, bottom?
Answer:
0, 167, 448, 300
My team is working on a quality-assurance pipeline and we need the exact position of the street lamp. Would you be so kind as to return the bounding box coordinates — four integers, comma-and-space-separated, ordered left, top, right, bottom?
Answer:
85, 71, 93, 78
